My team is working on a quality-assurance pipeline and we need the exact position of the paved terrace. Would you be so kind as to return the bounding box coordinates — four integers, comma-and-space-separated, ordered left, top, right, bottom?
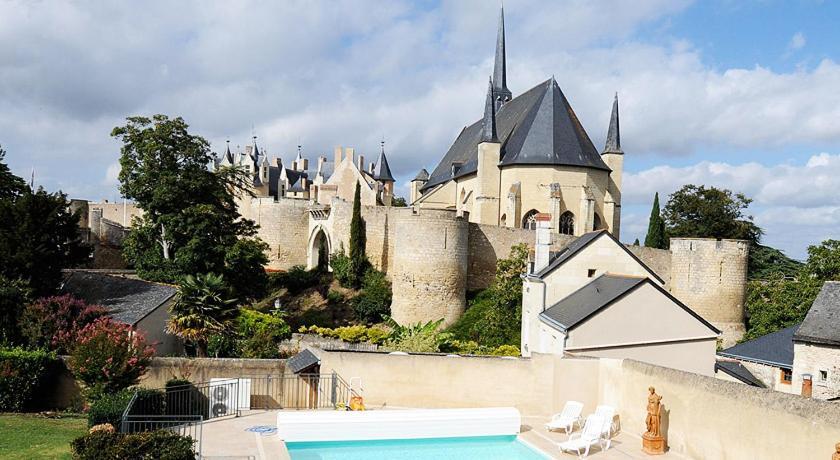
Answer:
200, 410, 686, 460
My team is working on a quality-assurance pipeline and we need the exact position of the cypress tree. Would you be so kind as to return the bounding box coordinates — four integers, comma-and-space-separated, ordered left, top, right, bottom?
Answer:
633, 238, 640, 246
348, 182, 367, 287
644, 192, 667, 249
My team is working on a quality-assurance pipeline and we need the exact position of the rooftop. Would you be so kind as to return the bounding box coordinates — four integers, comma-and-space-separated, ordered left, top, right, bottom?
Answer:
794, 281, 840, 346
719, 324, 799, 369
60, 270, 176, 326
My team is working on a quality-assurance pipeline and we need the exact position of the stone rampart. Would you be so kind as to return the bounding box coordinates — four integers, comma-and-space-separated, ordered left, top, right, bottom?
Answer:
668, 238, 749, 346
389, 208, 469, 326
248, 198, 310, 270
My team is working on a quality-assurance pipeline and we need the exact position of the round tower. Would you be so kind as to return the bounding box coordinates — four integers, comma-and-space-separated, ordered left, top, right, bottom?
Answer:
668, 238, 750, 347
389, 208, 469, 327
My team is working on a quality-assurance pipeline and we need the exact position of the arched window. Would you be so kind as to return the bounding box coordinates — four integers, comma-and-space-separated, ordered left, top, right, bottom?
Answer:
559, 211, 575, 235
593, 213, 603, 230
522, 209, 539, 230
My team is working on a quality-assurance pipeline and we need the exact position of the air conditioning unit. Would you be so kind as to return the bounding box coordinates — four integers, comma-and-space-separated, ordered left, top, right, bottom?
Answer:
209, 378, 251, 418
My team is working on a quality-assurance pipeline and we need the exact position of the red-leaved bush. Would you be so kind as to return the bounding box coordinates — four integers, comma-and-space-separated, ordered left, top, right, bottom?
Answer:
67, 317, 155, 398
19, 295, 108, 353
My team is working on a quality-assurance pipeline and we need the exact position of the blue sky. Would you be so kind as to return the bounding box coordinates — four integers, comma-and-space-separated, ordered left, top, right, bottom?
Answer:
1, 0, 838, 259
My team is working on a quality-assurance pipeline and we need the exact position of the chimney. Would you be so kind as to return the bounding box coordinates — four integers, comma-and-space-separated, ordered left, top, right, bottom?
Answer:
334, 147, 343, 166
357, 154, 365, 171
317, 156, 325, 173
801, 374, 813, 398
368, 162, 375, 174
300, 157, 309, 171
346, 147, 355, 163
533, 213, 552, 273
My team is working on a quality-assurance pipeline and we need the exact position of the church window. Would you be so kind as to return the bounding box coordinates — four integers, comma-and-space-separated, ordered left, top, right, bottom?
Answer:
559, 211, 575, 235
522, 209, 539, 230
593, 213, 603, 230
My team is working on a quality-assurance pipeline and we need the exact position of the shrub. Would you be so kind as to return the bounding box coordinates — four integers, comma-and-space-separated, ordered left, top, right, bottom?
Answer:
87, 389, 134, 429
0, 347, 55, 411
68, 318, 155, 399
71, 429, 195, 460
383, 318, 445, 353
298, 324, 390, 345
268, 265, 319, 295
18, 295, 108, 353
165, 378, 203, 417
353, 268, 392, 324
488, 344, 520, 356
326, 290, 344, 304
0, 276, 32, 345
329, 249, 355, 288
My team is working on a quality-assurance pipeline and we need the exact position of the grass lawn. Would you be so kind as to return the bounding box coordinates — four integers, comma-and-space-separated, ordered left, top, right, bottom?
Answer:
0, 413, 87, 460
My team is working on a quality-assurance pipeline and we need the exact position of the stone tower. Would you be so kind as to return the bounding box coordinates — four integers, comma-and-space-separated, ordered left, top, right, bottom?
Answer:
474, 78, 502, 226
668, 238, 750, 347
601, 93, 623, 238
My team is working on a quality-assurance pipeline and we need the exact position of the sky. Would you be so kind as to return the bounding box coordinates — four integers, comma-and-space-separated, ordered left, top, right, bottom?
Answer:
2, 0, 839, 259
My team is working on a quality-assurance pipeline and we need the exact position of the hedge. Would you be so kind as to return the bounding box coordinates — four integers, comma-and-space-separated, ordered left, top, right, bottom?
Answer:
71, 429, 195, 460
88, 388, 165, 430
0, 347, 55, 411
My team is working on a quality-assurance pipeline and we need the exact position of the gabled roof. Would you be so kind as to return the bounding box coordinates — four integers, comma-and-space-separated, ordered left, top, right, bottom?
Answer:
412, 168, 429, 182
373, 147, 395, 182
423, 79, 610, 190
715, 361, 765, 387
60, 271, 176, 326
539, 274, 720, 334
794, 281, 840, 346
719, 324, 799, 369
287, 349, 320, 374
532, 230, 664, 284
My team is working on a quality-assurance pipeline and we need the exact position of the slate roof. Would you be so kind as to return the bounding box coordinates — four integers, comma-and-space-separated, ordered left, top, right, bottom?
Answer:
60, 271, 176, 326
413, 168, 429, 182
794, 281, 840, 346
532, 230, 664, 284
718, 324, 799, 369
373, 148, 395, 182
423, 78, 610, 190
287, 349, 320, 374
540, 274, 647, 332
715, 361, 765, 387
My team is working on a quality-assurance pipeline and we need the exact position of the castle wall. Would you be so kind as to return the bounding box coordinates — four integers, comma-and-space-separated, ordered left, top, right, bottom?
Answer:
87, 201, 143, 227
390, 209, 468, 326
466, 223, 574, 291
627, 245, 672, 289
318, 199, 397, 274
247, 198, 310, 270
668, 238, 749, 347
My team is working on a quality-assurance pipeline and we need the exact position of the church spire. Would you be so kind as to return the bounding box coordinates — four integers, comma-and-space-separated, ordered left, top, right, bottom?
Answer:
492, 4, 512, 109
481, 77, 499, 143
603, 93, 622, 154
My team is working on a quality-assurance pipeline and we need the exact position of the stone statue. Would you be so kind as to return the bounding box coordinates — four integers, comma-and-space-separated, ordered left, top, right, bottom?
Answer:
645, 386, 662, 437
642, 386, 666, 455
833, 442, 840, 460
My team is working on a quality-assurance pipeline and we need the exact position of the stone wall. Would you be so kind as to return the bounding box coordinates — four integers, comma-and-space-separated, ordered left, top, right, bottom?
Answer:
668, 238, 749, 346
139, 357, 287, 388
323, 199, 397, 274
389, 208, 469, 326
247, 198, 311, 270
792, 342, 840, 400
87, 200, 143, 227
626, 245, 671, 288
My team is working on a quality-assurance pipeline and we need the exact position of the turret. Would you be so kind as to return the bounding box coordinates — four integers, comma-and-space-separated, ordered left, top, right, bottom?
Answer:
410, 169, 429, 204
373, 140, 395, 206
601, 93, 623, 238
475, 77, 501, 225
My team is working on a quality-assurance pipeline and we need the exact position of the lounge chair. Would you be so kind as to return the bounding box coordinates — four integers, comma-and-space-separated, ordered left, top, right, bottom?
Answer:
545, 401, 584, 434
592, 405, 616, 450
558, 414, 604, 458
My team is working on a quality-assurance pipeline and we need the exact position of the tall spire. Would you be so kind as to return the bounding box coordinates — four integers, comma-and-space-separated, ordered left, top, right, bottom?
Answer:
492, 4, 512, 109
481, 77, 499, 143
224, 139, 233, 163
603, 93, 622, 154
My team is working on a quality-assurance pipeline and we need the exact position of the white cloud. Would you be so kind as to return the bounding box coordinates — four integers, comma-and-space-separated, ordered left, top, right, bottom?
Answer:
788, 32, 806, 51
104, 163, 120, 186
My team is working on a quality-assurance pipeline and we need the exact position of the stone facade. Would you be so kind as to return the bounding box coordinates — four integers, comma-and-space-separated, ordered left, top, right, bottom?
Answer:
792, 342, 840, 400
668, 238, 749, 347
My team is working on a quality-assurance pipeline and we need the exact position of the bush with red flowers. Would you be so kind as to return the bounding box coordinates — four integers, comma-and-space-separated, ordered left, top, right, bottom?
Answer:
18, 295, 108, 353
67, 317, 155, 399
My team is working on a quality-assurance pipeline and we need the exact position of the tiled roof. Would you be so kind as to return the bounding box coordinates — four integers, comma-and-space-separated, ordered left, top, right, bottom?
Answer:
719, 324, 799, 369
60, 271, 176, 326
540, 274, 647, 332
715, 361, 765, 388
287, 349, 319, 374
794, 281, 840, 346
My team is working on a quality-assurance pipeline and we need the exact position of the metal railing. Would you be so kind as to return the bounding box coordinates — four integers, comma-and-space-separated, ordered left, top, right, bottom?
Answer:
121, 415, 203, 458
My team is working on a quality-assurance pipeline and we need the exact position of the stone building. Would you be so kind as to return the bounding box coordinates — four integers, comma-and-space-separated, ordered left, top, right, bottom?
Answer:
412, 6, 623, 238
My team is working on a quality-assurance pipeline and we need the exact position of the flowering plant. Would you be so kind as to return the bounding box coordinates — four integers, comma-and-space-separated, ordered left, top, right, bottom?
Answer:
67, 318, 155, 398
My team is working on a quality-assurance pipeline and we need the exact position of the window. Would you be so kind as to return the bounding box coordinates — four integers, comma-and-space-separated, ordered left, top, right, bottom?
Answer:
559, 211, 575, 235
500, 214, 506, 226
522, 210, 539, 230
781, 369, 792, 384
593, 213, 603, 230
819, 369, 828, 382
588, 269, 597, 278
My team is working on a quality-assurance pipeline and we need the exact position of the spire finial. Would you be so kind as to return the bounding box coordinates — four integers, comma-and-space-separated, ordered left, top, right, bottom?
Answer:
603, 93, 622, 154
380, 137, 385, 154
492, 3, 512, 108
481, 76, 499, 143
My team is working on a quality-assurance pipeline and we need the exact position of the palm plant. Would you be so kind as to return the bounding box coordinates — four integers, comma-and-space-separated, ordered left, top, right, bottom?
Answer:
167, 273, 238, 357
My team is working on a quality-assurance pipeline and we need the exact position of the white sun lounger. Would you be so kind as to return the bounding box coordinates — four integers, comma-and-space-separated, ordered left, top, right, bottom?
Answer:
592, 405, 616, 450
558, 414, 604, 459
545, 401, 584, 434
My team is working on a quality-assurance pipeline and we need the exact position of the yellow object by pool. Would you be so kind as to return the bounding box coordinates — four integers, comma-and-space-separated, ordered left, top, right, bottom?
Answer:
349, 396, 365, 411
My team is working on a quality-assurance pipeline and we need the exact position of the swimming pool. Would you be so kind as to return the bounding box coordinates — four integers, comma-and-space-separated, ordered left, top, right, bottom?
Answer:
286, 435, 549, 460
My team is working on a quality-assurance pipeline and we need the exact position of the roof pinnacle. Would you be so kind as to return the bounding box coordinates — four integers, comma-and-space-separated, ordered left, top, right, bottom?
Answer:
603, 93, 622, 154
481, 77, 499, 143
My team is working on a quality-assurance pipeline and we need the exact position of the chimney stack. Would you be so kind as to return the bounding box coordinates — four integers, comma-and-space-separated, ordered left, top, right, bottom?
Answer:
357, 154, 365, 172
334, 147, 343, 166
533, 213, 552, 273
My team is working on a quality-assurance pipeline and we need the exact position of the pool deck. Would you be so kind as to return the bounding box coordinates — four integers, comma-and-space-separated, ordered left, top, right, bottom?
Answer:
200, 410, 686, 460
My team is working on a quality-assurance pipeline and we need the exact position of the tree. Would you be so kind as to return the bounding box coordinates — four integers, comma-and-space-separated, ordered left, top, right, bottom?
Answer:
748, 244, 803, 280
112, 115, 268, 299
803, 239, 840, 281
19, 295, 108, 353
633, 238, 640, 246
0, 187, 91, 296
0, 145, 26, 200
347, 182, 368, 288
391, 196, 407, 207
662, 185, 762, 243
167, 273, 239, 357
0, 276, 32, 344
644, 193, 667, 249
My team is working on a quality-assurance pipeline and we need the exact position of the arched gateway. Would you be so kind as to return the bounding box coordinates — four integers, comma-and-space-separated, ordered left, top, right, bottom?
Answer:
306, 225, 332, 271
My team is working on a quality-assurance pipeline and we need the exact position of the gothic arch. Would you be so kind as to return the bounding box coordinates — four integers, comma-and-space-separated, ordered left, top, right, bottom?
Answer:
306, 225, 332, 271
559, 211, 575, 235
593, 212, 603, 231
522, 209, 540, 230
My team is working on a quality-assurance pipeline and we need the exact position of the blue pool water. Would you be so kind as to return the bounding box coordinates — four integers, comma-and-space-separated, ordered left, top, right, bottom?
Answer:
286, 435, 548, 460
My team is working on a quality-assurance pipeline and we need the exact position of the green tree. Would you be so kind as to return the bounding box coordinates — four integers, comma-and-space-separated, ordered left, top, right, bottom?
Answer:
0, 276, 32, 344
0, 146, 26, 200
167, 273, 239, 357
633, 238, 640, 246
0, 188, 91, 296
112, 115, 268, 299
644, 192, 667, 249
748, 244, 803, 280
347, 182, 368, 288
803, 239, 840, 280
391, 196, 407, 207
662, 185, 762, 243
